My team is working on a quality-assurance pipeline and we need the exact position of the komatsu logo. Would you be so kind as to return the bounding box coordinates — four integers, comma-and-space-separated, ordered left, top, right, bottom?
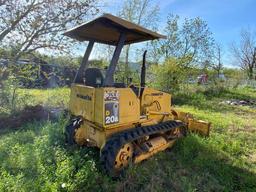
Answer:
151, 92, 163, 96
77, 94, 92, 101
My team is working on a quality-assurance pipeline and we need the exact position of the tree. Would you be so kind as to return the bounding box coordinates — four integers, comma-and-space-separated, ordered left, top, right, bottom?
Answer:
160, 14, 214, 68
146, 40, 161, 64
160, 14, 181, 59
212, 43, 224, 77
231, 29, 256, 79
151, 57, 191, 92
0, 0, 42, 42
0, 0, 99, 60
118, 0, 159, 82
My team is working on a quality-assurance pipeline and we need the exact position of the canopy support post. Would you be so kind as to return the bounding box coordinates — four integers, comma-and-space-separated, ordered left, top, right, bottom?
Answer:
74, 40, 94, 83
104, 33, 126, 87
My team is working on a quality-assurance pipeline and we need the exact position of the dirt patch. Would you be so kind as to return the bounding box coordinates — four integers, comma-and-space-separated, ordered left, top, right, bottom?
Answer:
228, 124, 256, 133
249, 153, 256, 163
0, 105, 65, 130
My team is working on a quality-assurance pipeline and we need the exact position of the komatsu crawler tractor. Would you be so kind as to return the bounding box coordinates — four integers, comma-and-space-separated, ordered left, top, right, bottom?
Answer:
64, 14, 210, 175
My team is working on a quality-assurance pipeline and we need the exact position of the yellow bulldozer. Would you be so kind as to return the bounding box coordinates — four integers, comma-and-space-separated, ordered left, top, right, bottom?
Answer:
64, 14, 210, 176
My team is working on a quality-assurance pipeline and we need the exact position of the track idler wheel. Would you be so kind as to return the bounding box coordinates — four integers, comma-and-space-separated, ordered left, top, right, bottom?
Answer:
100, 140, 135, 177
114, 143, 134, 170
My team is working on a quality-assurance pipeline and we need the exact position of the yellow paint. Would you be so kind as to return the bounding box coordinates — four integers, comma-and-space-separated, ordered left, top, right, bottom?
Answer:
171, 108, 211, 136
188, 119, 211, 136
140, 88, 172, 122
69, 84, 95, 121
69, 83, 211, 167
134, 139, 176, 164
69, 84, 141, 147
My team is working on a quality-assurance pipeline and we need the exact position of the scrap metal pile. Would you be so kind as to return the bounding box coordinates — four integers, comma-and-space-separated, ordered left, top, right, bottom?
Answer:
220, 99, 256, 107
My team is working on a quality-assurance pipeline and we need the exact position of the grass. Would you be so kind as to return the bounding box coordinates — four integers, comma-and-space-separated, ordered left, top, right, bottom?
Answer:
0, 86, 256, 191
0, 87, 70, 116
16, 87, 70, 108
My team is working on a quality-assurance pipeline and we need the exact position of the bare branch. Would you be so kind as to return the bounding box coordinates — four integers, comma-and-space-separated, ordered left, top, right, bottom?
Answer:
160, 15, 214, 67
1, 0, 99, 60
231, 28, 256, 79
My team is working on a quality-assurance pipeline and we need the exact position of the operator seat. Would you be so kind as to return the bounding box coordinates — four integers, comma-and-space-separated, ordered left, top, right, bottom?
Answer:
84, 68, 104, 87
83, 68, 127, 88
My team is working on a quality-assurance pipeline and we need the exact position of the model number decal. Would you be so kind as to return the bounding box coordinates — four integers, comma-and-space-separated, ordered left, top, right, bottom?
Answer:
105, 102, 119, 125
77, 94, 92, 101
105, 115, 118, 124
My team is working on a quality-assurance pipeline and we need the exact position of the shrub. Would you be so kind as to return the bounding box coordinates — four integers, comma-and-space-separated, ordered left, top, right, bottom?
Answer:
150, 58, 187, 92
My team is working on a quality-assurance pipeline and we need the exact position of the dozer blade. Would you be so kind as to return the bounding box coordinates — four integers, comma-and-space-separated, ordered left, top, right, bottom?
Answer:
187, 119, 210, 136
171, 109, 211, 136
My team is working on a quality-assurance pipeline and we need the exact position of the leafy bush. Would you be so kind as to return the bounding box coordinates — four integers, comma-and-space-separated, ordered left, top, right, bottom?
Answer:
0, 77, 33, 114
150, 58, 186, 92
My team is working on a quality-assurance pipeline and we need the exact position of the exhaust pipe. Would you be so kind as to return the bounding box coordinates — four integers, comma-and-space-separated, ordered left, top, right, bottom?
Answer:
140, 50, 147, 88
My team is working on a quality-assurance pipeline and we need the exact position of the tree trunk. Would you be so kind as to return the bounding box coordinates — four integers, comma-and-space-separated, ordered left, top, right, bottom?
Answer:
248, 67, 253, 80
217, 61, 221, 77
253, 47, 256, 80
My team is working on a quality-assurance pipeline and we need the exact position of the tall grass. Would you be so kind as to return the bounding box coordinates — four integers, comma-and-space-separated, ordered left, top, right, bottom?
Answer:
0, 86, 255, 191
0, 87, 70, 116
17, 87, 70, 108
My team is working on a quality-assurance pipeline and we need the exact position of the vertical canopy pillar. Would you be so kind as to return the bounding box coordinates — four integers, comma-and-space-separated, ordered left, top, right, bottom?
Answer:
103, 33, 126, 87
74, 40, 94, 83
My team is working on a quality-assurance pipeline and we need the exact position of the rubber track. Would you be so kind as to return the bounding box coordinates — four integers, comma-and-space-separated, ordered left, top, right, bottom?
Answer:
100, 120, 184, 175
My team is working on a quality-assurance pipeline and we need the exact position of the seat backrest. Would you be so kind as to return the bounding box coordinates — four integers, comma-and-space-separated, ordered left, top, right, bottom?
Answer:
84, 68, 104, 87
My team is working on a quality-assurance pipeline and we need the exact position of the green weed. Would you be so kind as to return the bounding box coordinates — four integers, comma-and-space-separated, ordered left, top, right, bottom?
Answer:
0, 87, 255, 191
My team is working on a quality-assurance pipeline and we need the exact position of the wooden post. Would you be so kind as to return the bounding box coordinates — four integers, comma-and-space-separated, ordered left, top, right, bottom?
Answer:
104, 33, 126, 87
74, 40, 94, 83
